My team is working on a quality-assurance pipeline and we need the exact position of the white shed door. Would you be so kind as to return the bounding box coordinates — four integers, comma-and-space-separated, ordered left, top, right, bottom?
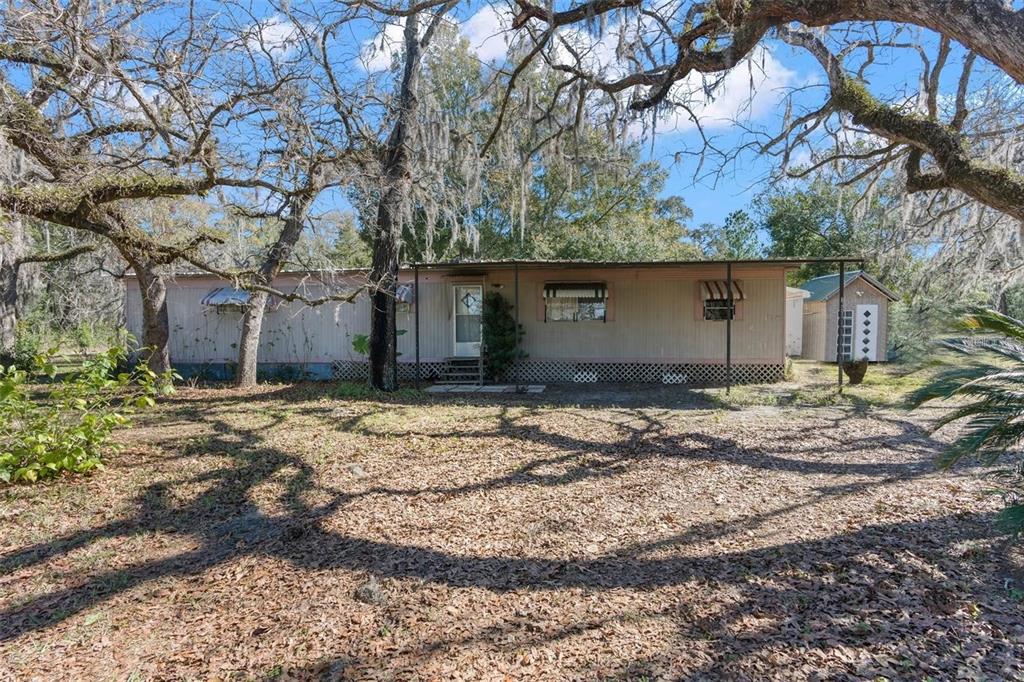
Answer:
853, 304, 879, 361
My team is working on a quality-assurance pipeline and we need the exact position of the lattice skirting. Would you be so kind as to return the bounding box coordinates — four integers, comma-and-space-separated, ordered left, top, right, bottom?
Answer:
334, 359, 783, 385
498, 361, 783, 385
333, 360, 447, 382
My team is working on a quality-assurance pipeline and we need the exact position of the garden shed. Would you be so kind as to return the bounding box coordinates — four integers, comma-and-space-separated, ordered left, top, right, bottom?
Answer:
800, 270, 898, 362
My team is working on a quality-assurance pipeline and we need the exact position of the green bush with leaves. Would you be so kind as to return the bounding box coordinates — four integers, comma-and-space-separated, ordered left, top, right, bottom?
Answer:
482, 290, 525, 381
912, 308, 1024, 535
0, 321, 44, 371
0, 347, 175, 483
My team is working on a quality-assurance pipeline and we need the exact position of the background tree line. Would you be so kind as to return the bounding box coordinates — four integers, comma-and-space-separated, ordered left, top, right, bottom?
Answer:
2, 0, 1024, 389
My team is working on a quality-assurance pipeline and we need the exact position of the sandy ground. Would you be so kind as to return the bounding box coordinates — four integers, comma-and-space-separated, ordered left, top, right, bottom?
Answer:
1, 383, 1022, 680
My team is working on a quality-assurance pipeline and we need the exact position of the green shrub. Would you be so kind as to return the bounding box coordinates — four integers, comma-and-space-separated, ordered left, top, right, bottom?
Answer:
481, 291, 525, 381
0, 321, 44, 371
0, 346, 176, 484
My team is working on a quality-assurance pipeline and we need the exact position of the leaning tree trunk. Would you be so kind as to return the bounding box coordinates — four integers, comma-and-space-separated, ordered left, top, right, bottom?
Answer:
127, 253, 171, 374
0, 216, 25, 359
368, 11, 422, 391
235, 198, 310, 388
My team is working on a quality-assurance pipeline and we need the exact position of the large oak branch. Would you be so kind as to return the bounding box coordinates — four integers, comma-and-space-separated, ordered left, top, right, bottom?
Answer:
514, 0, 1024, 83
780, 26, 1024, 223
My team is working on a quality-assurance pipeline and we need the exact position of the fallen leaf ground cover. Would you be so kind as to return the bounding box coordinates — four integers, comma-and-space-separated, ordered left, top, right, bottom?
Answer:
1, 383, 1022, 680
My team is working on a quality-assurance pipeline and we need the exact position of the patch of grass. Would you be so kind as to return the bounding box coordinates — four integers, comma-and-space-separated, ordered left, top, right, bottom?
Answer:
704, 360, 935, 410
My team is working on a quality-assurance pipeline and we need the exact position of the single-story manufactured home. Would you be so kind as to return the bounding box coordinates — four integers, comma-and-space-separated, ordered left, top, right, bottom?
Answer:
800, 270, 898, 363
126, 259, 856, 385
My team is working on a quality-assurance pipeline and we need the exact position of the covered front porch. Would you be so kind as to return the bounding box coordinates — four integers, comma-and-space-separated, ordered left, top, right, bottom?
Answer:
400, 258, 863, 391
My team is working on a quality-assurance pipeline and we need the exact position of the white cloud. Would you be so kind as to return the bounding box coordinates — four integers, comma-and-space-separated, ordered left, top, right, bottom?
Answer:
360, 21, 406, 72
462, 5, 513, 62
360, 7, 514, 72
247, 15, 302, 57
650, 47, 797, 135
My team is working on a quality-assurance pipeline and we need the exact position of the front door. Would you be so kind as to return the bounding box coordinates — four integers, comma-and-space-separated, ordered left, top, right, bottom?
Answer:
853, 304, 879, 361
453, 284, 483, 357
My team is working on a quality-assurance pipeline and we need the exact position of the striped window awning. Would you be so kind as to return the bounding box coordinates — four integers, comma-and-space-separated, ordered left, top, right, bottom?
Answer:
543, 282, 607, 299
700, 280, 746, 300
201, 287, 251, 307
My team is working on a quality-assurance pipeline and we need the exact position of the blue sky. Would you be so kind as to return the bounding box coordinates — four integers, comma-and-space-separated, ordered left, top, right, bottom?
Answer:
332, 1, 965, 229
196, 2, 974, 229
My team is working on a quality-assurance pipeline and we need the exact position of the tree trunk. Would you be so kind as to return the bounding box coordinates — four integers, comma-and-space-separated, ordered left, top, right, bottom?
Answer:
368, 10, 422, 391
0, 216, 25, 358
368, 209, 401, 390
235, 290, 269, 387
235, 198, 310, 388
0, 260, 18, 359
128, 254, 171, 374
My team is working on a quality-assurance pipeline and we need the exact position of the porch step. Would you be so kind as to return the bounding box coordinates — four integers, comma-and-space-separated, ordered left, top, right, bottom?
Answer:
438, 357, 484, 385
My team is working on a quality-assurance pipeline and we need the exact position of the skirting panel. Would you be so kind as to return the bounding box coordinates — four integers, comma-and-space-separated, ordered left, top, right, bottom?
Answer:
334, 360, 783, 385
499, 361, 783, 385
332, 360, 447, 382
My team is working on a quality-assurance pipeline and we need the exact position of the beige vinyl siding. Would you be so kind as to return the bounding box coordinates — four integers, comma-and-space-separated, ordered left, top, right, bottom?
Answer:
397, 275, 449, 361
126, 264, 788, 366
822, 279, 891, 362
486, 265, 786, 364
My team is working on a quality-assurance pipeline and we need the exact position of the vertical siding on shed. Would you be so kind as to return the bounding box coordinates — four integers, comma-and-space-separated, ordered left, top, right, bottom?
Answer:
785, 297, 804, 356
801, 301, 827, 361
822, 279, 891, 362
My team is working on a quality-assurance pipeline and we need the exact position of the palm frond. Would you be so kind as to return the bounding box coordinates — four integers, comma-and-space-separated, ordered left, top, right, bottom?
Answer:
956, 307, 1024, 342
917, 308, 1024, 481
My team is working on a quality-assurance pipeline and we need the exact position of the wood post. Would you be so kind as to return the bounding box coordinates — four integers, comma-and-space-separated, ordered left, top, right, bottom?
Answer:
726, 262, 733, 393
837, 260, 845, 392
514, 261, 520, 391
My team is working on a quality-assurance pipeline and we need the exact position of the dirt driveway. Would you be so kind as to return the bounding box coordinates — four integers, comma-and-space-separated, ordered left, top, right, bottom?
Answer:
1, 384, 1021, 680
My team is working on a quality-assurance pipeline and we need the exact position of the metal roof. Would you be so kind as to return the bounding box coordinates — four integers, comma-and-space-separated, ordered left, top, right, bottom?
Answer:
801, 270, 898, 302
410, 257, 865, 270
129, 257, 867, 279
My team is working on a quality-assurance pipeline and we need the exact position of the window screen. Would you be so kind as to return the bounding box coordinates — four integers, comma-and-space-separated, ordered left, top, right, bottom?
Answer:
703, 298, 736, 321
545, 296, 607, 322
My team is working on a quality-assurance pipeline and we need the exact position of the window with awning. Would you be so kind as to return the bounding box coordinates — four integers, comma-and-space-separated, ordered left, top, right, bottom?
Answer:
543, 282, 607, 322
700, 280, 745, 321
201, 287, 279, 312
699, 280, 746, 300
543, 282, 608, 299
201, 287, 252, 308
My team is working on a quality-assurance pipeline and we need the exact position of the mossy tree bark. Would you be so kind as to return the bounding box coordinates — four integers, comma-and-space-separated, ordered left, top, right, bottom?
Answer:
368, 10, 425, 391
125, 252, 171, 374
511, 0, 1024, 225
0, 216, 25, 358
235, 196, 312, 388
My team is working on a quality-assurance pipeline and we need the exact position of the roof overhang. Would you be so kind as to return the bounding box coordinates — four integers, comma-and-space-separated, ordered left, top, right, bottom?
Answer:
825, 272, 898, 302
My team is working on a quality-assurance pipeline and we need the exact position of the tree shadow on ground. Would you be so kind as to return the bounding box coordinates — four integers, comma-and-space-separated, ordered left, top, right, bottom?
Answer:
1, 394, 1018, 678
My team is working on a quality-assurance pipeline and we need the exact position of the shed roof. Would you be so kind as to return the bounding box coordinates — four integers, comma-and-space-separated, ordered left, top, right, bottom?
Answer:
801, 270, 898, 302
